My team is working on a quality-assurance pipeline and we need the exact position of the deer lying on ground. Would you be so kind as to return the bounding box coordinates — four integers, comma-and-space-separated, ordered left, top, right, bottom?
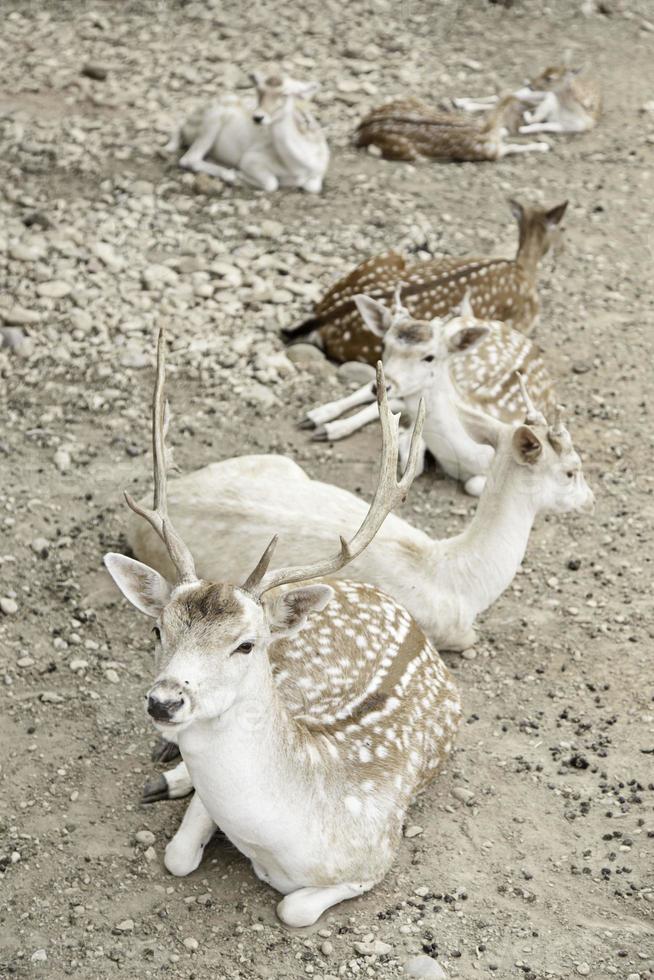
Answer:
300, 289, 556, 496
129, 375, 593, 654
166, 72, 329, 192
454, 65, 601, 135
105, 335, 465, 928
355, 94, 549, 162
284, 198, 568, 363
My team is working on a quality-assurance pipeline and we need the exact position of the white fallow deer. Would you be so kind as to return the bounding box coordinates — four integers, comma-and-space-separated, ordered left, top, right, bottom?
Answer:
104, 334, 465, 927
166, 72, 329, 192
300, 288, 556, 496
454, 65, 601, 136
128, 375, 594, 654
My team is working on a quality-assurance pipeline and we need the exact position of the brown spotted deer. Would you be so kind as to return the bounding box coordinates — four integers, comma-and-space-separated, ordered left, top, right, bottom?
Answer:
454, 65, 601, 135
166, 72, 329, 192
128, 373, 594, 655
355, 94, 549, 162
104, 333, 465, 928
300, 290, 556, 496
284, 199, 568, 363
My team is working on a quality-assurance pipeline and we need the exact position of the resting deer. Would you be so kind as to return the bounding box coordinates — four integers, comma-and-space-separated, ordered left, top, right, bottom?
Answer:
105, 335, 465, 928
284, 198, 568, 363
129, 376, 594, 654
166, 72, 329, 192
300, 289, 556, 496
355, 94, 549, 162
454, 65, 601, 135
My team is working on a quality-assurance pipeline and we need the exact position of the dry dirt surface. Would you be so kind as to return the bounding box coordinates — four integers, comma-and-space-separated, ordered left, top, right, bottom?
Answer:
1, 1, 654, 978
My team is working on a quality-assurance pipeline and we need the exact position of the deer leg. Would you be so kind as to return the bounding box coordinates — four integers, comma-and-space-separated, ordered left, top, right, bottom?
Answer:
238, 155, 280, 192
300, 383, 374, 429
165, 128, 182, 154
151, 737, 181, 764
452, 95, 498, 111
313, 398, 404, 442
519, 121, 567, 135
523, 92, 557, 124
164, 792, 217, 877
301, 174, 324, 193
142, 760, 194, 804
277, 881, 376, 928
499, 141, 550, 157
178, 123, 237, 183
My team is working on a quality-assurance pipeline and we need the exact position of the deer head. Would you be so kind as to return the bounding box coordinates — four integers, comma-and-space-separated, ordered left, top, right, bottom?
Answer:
509, 198, 568, 264
354, 289, 490, 400
528, 64, 584, 94
250, 72, 320, 125
456, 375, 594, 516
104, 331, 424, 735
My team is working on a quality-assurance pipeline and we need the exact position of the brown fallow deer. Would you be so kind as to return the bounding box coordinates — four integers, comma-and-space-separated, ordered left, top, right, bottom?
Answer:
355, 94, 550, 162
128, 373, 594, 656
284, 199, 568, 364
454, 65, 601, 135
105, 333, 466, 928
300, 289, 556, 497
166, 72, 329, 192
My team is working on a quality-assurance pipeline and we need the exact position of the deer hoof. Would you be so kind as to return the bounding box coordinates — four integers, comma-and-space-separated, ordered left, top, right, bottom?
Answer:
312, 427, 328, 442
142, 774, 170, 804
298, 416, 316, 430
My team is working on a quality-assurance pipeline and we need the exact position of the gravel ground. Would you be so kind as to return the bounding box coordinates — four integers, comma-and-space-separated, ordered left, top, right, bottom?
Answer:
1, 1, 653, 978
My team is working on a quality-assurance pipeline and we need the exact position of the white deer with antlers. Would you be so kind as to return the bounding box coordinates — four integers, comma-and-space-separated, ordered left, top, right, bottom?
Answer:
129, 366, 594, 655
166, 72, 329, 192
301, 288, 556, 496
104, 333, 464, 927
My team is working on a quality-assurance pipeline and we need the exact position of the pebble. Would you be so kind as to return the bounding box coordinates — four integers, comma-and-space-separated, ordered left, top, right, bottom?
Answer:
10, 242, 45, 262
82, 62, 108, 80
452, 786, 475, 804
286, 343, 327, 364
105, 668, 120, 684
31, 537, 50, 556
18, 656, 35, 667
40, 691, 64, 703
0, 597, 19, 615
36, 280, 72, 298
183, 937, 199, 951
404, 824, 424, 838
31, 949, 48, 962
54, 448, 71, 472
320, 941, 334, 955
576, 965, 590, 976
115, 919, 134, 932
69, 658, 88, 671
353, 940, 392, 956
93, 241, 123, 271
135, 830, 156, 845
337, 361, 376, 384
405, 955, 448, 979
1, 306, 42, 326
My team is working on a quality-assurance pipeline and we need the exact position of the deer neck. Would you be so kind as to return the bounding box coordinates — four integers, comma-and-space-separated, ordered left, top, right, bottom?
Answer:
515, 230, 545, 280
442, 454, 538, 617
272, 99, 313, 161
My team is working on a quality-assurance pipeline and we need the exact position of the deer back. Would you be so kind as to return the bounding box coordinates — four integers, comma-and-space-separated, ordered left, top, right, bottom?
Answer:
270, 579, 461, 795
450, 322, 556, 422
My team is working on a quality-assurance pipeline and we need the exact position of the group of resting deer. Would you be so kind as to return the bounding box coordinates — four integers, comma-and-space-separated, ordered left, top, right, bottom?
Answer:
105, 186, 594, 926
165, 63, 600, 188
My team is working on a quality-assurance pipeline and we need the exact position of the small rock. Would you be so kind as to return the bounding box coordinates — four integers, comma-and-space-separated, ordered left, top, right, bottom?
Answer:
54, 448, 71, 472
404, 824, 424, 838
414, 886, 430, 897
36, 280, 72, 299
0, 597, 18, 615
405, 955, 448, 979
105, 668, 120, 684
452, 786, 475, 804
321, 941, 334, 955
31, 537, 50, 557
69, 658, 88, 672
142, 264, 179, 290
461, 647, 476, 660
144, 846, 156, 861
9, 242, 46, 262
571, 360, 592, 375
337, 361, 376, 384
353, 940, 392, 956
17, 656, 35, 667
1, 327, 30, 354
286, 343, 327, 365
1, 306, 42, 326
82, 63, 108, 80
135, 830, 156, 846
31, 949, 48, 963
241, 381, 279, 409
93, 241, 123, 271
115, 919, 134, 933
40, 691, 64, 703
576, 966, 590, 977
183, 937, 199, 951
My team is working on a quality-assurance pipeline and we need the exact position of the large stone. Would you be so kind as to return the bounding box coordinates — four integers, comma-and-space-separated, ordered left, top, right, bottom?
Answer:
405, 956, 448, 979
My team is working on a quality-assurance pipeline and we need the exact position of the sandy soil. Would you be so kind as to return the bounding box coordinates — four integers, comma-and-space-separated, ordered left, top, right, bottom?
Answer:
1, 1, 653, 978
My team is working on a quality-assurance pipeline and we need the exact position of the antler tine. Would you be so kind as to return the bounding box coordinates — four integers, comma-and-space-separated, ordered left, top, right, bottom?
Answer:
515, 371, 547, 427
247, 362, 425, 598
124, 328, 198, 585
392, 280, 409, 320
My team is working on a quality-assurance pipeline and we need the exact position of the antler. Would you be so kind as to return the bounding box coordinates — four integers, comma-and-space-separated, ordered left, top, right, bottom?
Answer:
548, 403, 573, 452
243, 362, 425, 597
124, 329, 198, 585
515, 372, 547, 427
392, 281, 410, 322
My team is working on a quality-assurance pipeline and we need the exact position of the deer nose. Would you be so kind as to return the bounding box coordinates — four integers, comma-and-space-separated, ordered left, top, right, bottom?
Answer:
252, 112, 265, 124
147, 693, 185, 722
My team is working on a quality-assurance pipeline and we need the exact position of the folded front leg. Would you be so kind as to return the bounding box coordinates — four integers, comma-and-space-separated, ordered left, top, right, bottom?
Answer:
164, 792, 217, 877
277, 880, 375, 928
142, 760, 194, 804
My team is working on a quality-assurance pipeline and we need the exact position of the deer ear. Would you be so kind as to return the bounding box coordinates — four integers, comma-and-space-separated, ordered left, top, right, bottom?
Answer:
509, 198, 524, 223
447, 324, 490, 353
545, 201, 568, 228
104, 553, 172, 618
249, 71, 265, 88
512, 425, 544, 466
264, 584, 334, 637
354, 295, 392, 337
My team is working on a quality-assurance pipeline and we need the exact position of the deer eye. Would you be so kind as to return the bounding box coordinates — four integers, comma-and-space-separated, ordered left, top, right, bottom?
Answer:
233, 641, 254, 655
566, 471, 575, 479
422, 354, 435, 363
152, 626, 161, 641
